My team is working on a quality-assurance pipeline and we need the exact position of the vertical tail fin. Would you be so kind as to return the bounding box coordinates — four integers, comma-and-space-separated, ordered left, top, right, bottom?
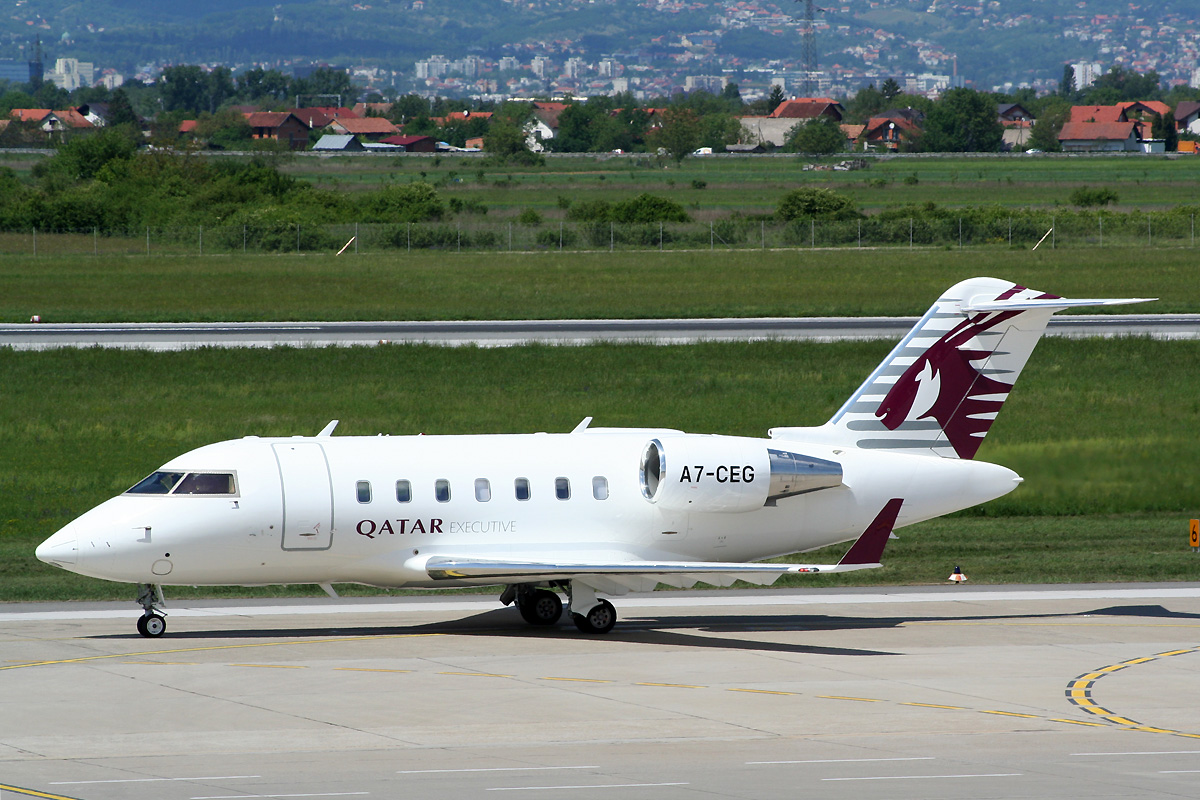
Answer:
773, 277, 1151, 459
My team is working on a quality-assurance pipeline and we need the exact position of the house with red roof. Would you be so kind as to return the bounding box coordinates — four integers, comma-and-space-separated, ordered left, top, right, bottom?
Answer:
1175, 101, 1200, 135
858, 116, 921, 151
329, 116, 400, 140
769, 97, 845, 121
380, 134, 437, 152
1057, 120, 1139, 152
244, 111, 309, 149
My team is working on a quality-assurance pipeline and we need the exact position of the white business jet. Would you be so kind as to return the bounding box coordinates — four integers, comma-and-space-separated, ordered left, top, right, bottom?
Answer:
36, 278, 1149, 637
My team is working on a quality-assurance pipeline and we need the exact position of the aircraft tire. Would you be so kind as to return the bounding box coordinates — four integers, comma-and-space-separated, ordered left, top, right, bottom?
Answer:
519, 589, 563, 626
137, 613, 166, 638
571, 599, 616, 634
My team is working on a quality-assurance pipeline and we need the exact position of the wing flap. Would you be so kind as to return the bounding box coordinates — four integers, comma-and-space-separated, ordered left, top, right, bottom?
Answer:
423, 498, 903, 586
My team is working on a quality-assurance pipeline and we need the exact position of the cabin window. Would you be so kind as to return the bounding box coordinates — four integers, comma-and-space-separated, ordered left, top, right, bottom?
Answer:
515, 478, 531, 501
126, 471, 185, 495
475, 478, 491, 502
396, 480, 412, 503
174, 472, 237, 495
555, 477, 571, 500
356, 481, 372, 503
435, 479, 451, 503
592, 476, 609, 500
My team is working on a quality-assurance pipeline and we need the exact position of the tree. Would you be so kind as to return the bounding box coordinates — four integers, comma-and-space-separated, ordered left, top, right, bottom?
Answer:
160, 65, 208, 113
651, 106, 702, 164
1060, 64, 1077, 100
787, 115, 847, 154
766, 85, 786, 115
918, 88, 1003, 153
106, 89, 141, 127
880, 78, 901, 102
1027, 98, 1069, 152
482, 120, 530, 159
845, 83, 885, 122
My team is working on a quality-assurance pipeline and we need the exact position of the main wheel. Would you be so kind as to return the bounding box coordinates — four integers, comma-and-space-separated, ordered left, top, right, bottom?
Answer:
518, 589, 563, 626
571, 599, 616, 634
137, 613, 166, 638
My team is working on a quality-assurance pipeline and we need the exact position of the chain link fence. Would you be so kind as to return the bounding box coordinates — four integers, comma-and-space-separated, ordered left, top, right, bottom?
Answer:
0, 214, 1196, 257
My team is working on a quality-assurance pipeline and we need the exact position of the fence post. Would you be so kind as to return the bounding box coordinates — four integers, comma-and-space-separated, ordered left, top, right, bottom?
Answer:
610, 222, 614, 252
355, 222, 359, 255
909, 218, 913, 249
811, 219, 814, 248
1008, 218, 1012, 247
1099, 215, 1102, 248
199, 225, 203, 256
761, 221, 765, 249
559, 221, 563, 251
32, 228, 36, 257
243, 224, 247, 254
958, 218, 961, 249
296, 224, 300, 253
858, 220, 861, 248
508, 222, 512, 251
147, 226, 150, 257
94, 227, 98, 256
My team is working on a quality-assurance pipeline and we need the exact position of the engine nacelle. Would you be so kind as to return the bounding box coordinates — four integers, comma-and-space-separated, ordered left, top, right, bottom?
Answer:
639, 436, 842, 513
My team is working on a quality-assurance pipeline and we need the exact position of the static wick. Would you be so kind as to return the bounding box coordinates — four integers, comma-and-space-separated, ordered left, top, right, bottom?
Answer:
336, 236, 357, 256
1031, 228, 1053, 251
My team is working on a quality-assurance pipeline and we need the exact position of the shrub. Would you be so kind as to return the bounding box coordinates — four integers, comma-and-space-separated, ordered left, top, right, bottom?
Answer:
776, 187, 861, 221
517, 208, 543, 226
1069, 187, 1119, 207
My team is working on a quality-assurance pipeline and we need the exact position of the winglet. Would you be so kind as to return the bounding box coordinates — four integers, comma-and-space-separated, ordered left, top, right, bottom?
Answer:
837, 498, 903, 567
317, 420, 339, 437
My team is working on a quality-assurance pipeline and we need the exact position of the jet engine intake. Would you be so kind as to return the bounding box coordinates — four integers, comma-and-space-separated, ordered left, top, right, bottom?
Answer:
639, 437, 841, 513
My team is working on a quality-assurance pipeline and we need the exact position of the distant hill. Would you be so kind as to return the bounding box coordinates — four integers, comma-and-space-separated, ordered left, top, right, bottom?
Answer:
1, 0, 1193, 94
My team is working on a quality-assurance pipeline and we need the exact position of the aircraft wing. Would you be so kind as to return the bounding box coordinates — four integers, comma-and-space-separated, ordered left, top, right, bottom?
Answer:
423, 499, 902, 592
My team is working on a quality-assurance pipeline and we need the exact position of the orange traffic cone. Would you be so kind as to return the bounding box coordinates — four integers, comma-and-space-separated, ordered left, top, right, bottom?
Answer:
948, 566, 967, 583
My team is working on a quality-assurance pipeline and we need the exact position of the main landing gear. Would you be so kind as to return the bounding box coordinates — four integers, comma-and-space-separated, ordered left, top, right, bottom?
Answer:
135, 583, 167, 638
501, 582, 617, 634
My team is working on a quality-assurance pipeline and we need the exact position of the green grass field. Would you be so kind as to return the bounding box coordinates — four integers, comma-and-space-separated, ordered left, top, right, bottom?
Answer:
1, 339, 1196, 602
275, 154, 1200, 215
1, 247, 1197, 323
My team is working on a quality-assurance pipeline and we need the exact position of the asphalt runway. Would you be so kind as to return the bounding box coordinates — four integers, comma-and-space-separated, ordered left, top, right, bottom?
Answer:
4, 584, 1200, 800
1, 314, 1197, 350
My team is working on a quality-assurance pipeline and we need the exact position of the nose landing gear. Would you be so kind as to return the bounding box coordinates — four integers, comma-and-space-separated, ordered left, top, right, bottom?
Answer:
135, 583, 168, 638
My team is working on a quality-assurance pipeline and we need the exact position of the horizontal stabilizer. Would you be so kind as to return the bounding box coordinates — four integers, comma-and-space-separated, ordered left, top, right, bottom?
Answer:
837, 498, 903, 567
965, 296, 1155, 312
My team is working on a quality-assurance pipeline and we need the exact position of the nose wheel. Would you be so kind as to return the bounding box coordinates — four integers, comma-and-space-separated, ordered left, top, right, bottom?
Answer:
135, 583, 168, 638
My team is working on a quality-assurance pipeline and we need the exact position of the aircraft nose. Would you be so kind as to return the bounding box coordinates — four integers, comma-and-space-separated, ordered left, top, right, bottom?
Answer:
36, 525, 79, 567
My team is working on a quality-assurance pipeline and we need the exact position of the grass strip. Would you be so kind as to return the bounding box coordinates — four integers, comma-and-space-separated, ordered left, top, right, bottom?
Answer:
1, 338, 1196, 602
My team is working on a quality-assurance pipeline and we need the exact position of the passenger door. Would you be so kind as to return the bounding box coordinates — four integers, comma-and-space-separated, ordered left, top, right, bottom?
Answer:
273, 442, 334, 550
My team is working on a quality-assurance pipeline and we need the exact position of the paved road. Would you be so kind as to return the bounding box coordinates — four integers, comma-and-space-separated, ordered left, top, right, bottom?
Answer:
4, 584, 1200, 800
2, 314, 1198, 350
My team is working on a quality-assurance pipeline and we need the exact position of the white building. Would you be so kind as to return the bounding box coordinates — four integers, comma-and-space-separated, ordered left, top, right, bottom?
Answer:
46, 57, 95, 90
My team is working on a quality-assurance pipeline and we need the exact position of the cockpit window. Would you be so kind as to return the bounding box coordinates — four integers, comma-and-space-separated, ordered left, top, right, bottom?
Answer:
126, 471, 185, 494
126, 471, 236, 495
175, 473, 237, 495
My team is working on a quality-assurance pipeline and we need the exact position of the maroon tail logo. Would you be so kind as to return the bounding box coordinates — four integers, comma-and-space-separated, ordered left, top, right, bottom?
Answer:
874, 284, 1059, 458
875, 311, 1018, 458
